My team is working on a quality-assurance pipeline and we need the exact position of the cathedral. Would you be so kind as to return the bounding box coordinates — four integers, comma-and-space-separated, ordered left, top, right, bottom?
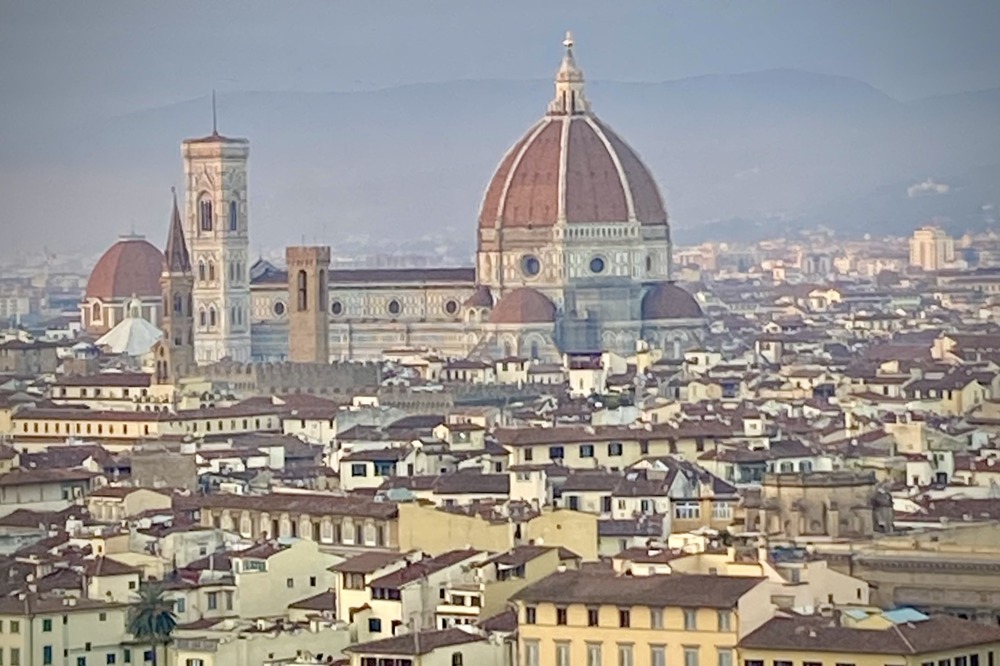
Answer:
82, 35, 704, 365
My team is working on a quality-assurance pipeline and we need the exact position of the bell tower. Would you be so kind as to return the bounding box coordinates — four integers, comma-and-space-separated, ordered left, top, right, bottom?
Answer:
156, 190, 195, 385
286, 246, 331, 363
182, 99, 252, 364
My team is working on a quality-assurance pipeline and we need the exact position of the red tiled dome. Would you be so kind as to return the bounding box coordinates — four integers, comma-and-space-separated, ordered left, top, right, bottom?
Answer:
478, 116, 667, 231
86, 236, 166, 300
490, 288, 556, 324
641, 283, 703, 320
478, 36, 667, 232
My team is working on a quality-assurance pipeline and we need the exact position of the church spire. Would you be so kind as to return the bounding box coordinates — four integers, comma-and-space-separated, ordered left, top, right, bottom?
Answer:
548, 30, 590, 116
164, 187, 192, 274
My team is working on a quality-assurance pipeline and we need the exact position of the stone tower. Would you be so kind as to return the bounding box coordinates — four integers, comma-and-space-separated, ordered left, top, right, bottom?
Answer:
286, 246, 331, 363
155, 191, 195, 385
182, 118, 251, 364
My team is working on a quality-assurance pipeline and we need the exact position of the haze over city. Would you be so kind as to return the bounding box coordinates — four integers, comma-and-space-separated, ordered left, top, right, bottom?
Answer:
6, 3, 1000, 665
2, 0, 1000, 262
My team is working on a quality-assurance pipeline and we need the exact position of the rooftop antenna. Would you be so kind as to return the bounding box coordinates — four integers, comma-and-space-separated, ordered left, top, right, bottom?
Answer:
212, 90, 218, 135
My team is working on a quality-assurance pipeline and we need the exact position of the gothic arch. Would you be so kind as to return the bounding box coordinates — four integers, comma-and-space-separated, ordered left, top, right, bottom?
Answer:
198, 193, 213, 232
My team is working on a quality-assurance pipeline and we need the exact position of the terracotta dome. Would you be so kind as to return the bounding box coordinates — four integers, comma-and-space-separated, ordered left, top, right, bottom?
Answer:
641, 283, 703, 320
490, 288, 556, 325
463, 285, 494, 309
478, 34, 667, 231
86, 235, 166, 300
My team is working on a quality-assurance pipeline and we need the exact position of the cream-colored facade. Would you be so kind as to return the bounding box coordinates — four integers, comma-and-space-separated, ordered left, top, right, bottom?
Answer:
0, 597, 133, 666
231, 539, 342, 619
87, 487, 172, 521
172, 620, 352, 666
194, 493, 400, 551
478, 546, 581, 619
909, 225, 955, 272
7, 405, 283, 442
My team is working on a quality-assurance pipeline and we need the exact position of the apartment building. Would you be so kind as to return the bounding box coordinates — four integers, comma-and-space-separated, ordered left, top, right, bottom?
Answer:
512, 569, 772, 666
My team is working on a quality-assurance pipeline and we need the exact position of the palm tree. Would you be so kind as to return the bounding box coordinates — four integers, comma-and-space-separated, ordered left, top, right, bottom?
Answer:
128, 582, 178, 666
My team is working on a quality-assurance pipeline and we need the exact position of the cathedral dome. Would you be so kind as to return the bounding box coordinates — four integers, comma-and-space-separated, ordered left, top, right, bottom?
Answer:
490, 288, 556, 324
478, 34, 667, 231
641, 282, 703, 320
86, 235, 166, 300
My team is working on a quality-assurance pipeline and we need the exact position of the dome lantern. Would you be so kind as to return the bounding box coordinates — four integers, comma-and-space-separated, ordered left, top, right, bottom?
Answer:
548, 31, 590, 117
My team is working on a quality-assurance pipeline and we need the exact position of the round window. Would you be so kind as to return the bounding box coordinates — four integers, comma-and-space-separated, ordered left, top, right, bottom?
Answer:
387, 300, 402, 316
331, 300, 344, 316
521, 255, 541, 277
589, 256, 606, 274
444, 300, 459, 316
272, 301, 286, 317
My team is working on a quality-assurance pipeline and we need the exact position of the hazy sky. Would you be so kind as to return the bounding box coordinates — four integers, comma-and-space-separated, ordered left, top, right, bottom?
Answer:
2, 0, 1000, 260
3, 1, 1000, 130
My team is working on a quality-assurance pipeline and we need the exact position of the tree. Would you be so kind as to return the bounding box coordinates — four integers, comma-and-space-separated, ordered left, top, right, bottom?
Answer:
128, 582, 178, 666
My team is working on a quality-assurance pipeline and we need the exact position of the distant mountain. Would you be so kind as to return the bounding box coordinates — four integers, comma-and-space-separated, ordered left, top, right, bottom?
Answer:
3, 69, 999, 258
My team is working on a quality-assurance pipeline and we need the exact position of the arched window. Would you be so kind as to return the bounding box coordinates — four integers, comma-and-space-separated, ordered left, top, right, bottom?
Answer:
198, 261, 206, 282
208, 262, 216, 281
199, 308, 207, 327
297, 270, 308, 311
92, 302, 101, 321
173, 293, 182, 313
228, 201, 238, 231
530, 341, 540, 360
209, 307, 217, 328
199, 196, 213, 231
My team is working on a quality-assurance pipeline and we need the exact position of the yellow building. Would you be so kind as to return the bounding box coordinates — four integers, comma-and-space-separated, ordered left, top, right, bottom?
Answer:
397, 503, 599, 561
738, 613, 1000, 666
512, 569, 772, 666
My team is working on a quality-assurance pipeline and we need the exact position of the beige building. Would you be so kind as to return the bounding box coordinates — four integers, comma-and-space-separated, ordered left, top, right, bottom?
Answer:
193, 493, 399, 551
8, 402, 285, 442
743, 471, 894, 539
172, 619, 352, 666
909, 225, 955, 272
0, 466, 95, 517
396, 503, 599, 561
331, 551, 415, 628
230, 539, 342, 619
87, 487, 172, 522
476, 545, 581, 619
